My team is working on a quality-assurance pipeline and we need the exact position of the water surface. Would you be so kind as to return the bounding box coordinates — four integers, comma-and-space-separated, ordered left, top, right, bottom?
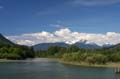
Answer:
0, 61, 119, 79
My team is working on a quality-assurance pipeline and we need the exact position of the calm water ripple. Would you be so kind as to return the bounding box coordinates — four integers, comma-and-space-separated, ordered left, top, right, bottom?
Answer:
0, 62, 119, 79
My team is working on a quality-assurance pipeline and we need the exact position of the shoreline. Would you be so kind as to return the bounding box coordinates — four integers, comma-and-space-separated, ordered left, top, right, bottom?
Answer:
0, 58, 58, 63
1, 58, 120, 68
59, 60, 120, 68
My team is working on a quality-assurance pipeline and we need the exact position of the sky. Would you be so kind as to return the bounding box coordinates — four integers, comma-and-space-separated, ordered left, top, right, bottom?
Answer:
0, 0, 120, 46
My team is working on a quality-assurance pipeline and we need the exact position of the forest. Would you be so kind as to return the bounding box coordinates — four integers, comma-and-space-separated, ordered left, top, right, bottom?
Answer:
36, 45, 120, 65
0, 44, 35, 60
1, 42, 120, 65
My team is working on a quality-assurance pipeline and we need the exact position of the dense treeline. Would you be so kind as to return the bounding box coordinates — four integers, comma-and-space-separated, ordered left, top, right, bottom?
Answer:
35, 45, 79, 58
0, 45, 35, 60
36, 45, 120, 65
1, 43, 120, 64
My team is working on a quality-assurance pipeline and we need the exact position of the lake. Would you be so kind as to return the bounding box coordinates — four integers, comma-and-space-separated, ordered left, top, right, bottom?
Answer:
0, 59, 119, 79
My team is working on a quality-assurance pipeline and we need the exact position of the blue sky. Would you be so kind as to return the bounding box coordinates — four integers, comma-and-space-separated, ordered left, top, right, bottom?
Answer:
0, 0, 120, 35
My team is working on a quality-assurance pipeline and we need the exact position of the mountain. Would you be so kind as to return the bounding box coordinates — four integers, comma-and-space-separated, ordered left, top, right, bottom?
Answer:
33, 42, 69, 50
0, 34, 35, 60
33, 40, 103, 51
105, 43, 120, 50
0, 34, 15, 46
0, 33, 103, 51
111, 43, 120, 48
73, 42, 101, 49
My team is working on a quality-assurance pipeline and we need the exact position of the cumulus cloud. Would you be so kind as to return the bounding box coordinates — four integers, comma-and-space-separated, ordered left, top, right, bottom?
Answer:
72, 0, 120, 6
6, 28, 120, 46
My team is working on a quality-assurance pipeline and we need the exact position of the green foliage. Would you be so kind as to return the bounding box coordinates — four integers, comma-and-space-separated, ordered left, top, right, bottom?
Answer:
62, 52, 80, 62
35, 44, 120, 65
0, 45, 35, 60
85, 54, 108, 64
62, 51, 108, 64
66, 45, 79, 53
47, 46, 61, 56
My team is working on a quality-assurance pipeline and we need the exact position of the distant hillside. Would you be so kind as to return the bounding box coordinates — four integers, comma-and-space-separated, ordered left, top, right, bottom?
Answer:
73, 40, 101, 49
0, 34, 35, 60
33, 42, 69, 50
0, 34, 15, 46
33, 41, 103, 51
105, 43, 120, 51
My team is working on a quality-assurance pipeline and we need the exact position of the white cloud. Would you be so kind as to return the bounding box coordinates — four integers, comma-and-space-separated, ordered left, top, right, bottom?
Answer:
17, 40, 35, 46
49, 24, 64, 28
72, 0, 120, 6
6, 28, 120, 46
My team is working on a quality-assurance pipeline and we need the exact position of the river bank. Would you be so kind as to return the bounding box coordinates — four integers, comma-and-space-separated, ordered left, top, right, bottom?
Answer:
59, 60, 120, 68
1, 58, 120, 68
0, 58, 58, 63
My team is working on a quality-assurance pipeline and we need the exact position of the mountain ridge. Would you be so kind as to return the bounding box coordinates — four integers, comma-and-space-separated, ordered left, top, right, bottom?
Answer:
0, 33, 116, 51
0, 33, 15, 46
33, 42, 103, 51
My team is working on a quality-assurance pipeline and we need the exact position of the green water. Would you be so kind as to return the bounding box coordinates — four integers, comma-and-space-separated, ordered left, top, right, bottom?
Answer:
0, 62, 119, 79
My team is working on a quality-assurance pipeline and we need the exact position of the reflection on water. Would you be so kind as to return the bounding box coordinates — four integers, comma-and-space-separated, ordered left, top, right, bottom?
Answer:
0, 62, 119, 79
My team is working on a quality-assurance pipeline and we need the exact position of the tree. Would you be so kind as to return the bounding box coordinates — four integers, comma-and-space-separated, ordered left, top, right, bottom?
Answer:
67, 45, 79, 53
47, 46, 61, 56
